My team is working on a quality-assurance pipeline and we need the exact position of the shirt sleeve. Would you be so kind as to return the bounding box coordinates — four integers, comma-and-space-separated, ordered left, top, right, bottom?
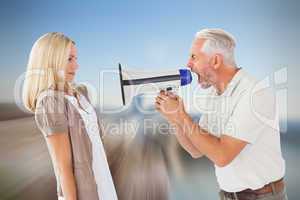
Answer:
198, 113, 209, 132
35, 93, 68, 137
224, 87, 277, 143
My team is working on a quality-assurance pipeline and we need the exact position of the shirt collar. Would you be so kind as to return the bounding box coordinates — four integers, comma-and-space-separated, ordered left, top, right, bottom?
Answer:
214, 68, 244, 97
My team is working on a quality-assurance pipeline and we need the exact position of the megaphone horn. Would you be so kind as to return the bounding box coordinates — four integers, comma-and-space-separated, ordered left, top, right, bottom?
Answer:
119, 63, 192, 105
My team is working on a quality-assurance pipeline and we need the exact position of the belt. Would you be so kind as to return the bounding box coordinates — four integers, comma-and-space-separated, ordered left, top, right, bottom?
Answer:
221, 178, 285, 200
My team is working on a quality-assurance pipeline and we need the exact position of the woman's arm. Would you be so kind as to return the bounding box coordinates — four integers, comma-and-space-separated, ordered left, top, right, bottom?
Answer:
46, 133, 77, 200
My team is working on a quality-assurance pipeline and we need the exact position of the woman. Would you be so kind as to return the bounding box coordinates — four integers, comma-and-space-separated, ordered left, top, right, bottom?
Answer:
22, 32, 118, 200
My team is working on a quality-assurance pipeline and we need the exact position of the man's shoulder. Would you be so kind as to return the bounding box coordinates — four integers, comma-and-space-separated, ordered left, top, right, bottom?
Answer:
240, 70, 258, 86
232, 70, 258, 98
234, 70, 277, 114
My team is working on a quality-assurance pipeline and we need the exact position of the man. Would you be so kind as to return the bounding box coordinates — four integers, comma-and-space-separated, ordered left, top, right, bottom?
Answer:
155, 29, 287, 200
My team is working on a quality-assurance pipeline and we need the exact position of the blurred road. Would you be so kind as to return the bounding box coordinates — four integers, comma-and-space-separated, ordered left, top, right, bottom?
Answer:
1, 117, 299, 200
0, 117, 56, 200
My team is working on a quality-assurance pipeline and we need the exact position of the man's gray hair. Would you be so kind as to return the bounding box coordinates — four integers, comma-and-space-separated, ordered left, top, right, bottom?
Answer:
195, 28, 237, 66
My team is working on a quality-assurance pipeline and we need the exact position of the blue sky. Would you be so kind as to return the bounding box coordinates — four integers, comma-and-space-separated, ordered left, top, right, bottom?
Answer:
0, 0, 299, 120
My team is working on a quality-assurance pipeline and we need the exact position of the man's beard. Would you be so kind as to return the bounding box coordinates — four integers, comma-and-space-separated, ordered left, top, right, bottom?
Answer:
198, 74, 212, 89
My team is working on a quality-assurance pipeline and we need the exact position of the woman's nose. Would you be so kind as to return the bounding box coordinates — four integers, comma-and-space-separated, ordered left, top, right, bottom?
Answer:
74, 62, 79, 70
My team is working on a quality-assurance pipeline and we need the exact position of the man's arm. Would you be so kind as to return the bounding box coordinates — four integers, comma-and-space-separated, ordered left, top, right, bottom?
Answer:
155, 91, 247, 167
171, 123, 203, 158
177, 113, 248, 167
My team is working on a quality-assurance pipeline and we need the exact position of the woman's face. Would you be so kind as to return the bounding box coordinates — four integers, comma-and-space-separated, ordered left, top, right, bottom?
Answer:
65, 44, 79, 82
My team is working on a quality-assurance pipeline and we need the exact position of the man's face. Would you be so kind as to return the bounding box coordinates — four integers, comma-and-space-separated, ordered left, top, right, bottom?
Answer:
187, 39, 215, 89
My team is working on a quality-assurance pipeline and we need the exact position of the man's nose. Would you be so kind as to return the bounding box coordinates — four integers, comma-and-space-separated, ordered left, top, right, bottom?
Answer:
187, 60, 193, 69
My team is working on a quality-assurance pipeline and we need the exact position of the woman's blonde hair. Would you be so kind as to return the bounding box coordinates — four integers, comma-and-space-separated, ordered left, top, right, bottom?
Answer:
23, 32, 75, 112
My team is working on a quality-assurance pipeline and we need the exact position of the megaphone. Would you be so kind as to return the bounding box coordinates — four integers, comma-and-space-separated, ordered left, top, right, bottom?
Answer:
118, 63, 192, 105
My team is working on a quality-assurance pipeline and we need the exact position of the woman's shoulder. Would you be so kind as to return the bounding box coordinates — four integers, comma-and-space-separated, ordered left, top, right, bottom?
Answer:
35, 89, 69, 137
35, 89, 67, 113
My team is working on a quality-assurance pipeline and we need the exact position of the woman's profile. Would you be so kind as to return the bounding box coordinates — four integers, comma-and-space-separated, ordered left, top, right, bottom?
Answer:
22, 32, 117, 200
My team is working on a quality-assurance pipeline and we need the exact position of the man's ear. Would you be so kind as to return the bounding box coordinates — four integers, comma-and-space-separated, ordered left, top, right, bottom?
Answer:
211, 54, 223, 70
